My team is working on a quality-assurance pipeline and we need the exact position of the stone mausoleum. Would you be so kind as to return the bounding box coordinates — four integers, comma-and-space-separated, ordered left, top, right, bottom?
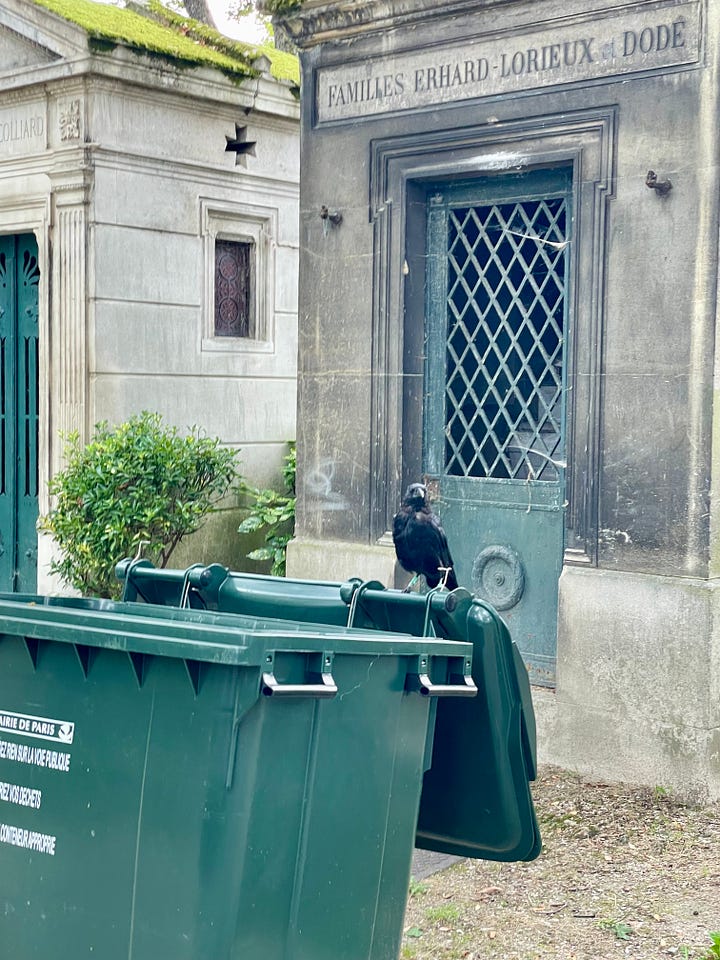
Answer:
0, 0, 299, 592
276, 0, 720, 797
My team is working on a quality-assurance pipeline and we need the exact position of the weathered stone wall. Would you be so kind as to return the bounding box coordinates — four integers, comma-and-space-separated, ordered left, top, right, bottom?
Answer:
86, 79, 299, 490
0, 0, 300, 585
282, 0, 720, 796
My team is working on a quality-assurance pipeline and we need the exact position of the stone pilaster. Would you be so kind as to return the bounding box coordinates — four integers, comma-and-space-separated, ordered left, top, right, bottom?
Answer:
51, 188, 88, 470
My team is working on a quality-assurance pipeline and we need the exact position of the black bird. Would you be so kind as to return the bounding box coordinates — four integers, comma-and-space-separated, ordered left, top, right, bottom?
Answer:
392, 482, 458, 590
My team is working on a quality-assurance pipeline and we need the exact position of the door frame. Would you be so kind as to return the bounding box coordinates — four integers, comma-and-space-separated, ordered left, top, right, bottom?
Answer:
0, 199, 50, 522
0, 196, 50, 595
368, 109, 616, 574
0, 233, 41, 592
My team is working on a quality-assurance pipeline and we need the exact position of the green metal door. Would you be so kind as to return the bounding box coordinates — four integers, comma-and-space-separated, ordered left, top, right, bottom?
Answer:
0, 234, 40, 593
424, 168, 571, 686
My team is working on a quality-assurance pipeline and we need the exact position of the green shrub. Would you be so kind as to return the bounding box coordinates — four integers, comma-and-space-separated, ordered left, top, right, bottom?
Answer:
39, 412, 240, 598
702, 932, 720, 960
238, 443, 295, 576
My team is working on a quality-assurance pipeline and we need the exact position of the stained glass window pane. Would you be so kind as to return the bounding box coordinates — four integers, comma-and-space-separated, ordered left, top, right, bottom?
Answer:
214, 239, 254, 338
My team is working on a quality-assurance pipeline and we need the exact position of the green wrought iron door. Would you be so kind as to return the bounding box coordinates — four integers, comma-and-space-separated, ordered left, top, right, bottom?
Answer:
424, 169, 571, 686
0, 235, 40, 593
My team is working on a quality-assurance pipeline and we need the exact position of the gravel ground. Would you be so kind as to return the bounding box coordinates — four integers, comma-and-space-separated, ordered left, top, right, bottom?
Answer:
402, 765, 720, 960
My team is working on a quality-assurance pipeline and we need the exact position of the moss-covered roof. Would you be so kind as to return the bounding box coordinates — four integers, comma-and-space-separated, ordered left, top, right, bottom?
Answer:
29, 0, 299, 85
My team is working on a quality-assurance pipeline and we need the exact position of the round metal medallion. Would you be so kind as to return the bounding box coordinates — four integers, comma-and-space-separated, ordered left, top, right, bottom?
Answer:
472, 545, 526, 610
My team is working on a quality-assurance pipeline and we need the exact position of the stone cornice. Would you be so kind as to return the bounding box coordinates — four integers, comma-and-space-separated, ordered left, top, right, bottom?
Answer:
1, 0, 298, 117
273, 0, 517, 49
0, 48, 299, 120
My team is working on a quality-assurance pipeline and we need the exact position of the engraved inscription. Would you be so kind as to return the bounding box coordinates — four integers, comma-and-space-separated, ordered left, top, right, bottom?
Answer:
0, 105, 46, 155
0, 114, 44, 145
316, 1, 701, 122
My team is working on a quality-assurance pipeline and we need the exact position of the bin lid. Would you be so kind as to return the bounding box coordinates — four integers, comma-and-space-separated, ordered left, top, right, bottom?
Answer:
416, 599, 541, 862
116, 560, 352, 624
0, 593, 471, 662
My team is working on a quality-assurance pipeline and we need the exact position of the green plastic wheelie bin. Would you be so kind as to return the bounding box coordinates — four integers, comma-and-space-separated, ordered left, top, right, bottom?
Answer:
0, 591, 479, 959
116, 560, 541, 862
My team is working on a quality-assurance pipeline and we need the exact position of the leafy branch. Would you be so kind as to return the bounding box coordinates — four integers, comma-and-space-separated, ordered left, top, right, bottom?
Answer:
238, 443, 295, 576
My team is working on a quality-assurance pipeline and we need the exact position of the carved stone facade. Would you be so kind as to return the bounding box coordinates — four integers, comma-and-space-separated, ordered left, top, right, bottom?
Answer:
280, 0, 720, 797
0, 0, 300, 589
58, 98, 80, 140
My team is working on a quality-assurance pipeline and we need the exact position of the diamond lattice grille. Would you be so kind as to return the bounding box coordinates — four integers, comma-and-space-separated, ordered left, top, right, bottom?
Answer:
444, 196, 567, 481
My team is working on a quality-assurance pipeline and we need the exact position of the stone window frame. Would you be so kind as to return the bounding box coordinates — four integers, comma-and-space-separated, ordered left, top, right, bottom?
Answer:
367, 107, 617, 566
200, 198, 277, 354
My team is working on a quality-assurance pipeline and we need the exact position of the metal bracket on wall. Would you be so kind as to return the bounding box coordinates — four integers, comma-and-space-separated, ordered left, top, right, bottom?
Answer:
320, 205, 343, 236
645, 170, 672, 196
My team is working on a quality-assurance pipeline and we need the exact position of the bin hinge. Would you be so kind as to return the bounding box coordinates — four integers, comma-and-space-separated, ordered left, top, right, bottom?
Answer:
346, 580, 385, 628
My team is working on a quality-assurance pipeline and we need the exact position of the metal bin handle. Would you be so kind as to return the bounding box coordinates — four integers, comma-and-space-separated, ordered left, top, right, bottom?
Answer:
261, 670, 338, 699
406, 672, 478, 698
